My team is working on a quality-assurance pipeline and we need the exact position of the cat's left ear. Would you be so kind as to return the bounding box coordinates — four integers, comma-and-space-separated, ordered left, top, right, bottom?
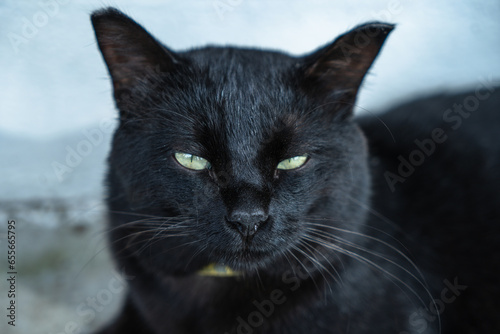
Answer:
301, 22, 394, 117
91, 8, 181, 116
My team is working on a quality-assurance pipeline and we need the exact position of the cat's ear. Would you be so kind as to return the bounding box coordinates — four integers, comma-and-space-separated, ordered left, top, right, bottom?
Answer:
91, 8, 180, 112
301, 22, 394, 117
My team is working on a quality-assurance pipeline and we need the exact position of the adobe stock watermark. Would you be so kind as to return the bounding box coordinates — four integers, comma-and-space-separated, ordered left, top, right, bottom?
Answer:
399, 276, 467, 334
384, 75, 498, 192
51, 118, 115, 182
213, 0, 243, 20
51, 268, 134, 334
7, 0, 70, 54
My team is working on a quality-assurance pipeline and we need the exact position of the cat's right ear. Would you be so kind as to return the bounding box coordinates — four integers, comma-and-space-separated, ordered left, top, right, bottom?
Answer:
300, 22, 394, 119
91, 8, 180, 115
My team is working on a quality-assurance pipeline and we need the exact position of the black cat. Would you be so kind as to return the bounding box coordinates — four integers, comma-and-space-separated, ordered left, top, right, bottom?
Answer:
90, 7, 500, 334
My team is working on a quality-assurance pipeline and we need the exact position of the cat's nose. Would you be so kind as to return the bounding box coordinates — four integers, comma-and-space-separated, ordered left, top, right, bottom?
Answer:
226, 208, 268, 240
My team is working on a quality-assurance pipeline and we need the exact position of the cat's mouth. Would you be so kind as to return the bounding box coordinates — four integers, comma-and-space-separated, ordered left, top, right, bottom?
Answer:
196, 263, 242, 277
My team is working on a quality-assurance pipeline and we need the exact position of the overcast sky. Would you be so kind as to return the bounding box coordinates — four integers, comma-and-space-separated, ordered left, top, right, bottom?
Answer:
1, 0, 500, 139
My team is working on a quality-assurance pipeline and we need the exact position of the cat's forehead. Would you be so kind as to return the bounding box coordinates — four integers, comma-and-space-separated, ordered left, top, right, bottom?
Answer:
185, 47, 303, 151
207, 89, 299, 160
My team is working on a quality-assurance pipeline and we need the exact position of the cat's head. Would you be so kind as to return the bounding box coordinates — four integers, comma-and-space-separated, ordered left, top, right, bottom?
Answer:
91, 8, 393, 277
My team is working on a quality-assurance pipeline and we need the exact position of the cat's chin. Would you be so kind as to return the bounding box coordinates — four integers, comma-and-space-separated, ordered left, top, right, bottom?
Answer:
212, 248, 289, 275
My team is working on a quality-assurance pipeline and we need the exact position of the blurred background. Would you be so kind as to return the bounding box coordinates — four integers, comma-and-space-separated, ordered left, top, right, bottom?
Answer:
1, 0, 499, 333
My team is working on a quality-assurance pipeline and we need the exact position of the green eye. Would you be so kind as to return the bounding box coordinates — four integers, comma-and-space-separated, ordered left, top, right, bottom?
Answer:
174, 153, 211, 170
277, 155, 308, 170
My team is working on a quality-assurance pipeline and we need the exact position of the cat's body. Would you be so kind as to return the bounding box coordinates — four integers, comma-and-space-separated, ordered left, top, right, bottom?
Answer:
360, 89, 500, 333
91, 8, 500, 334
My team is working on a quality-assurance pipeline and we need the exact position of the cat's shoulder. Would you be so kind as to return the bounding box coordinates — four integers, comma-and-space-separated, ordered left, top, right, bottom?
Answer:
357, 84, 500, 234
358, 85, 500, 182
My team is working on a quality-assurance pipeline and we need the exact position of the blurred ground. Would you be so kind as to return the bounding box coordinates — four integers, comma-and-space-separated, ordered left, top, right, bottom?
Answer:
0, 132, 124, 334
0, 199, 124, 334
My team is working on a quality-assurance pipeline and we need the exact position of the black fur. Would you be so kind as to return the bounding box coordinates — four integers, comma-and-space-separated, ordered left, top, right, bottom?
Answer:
90, 7, 500, 334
